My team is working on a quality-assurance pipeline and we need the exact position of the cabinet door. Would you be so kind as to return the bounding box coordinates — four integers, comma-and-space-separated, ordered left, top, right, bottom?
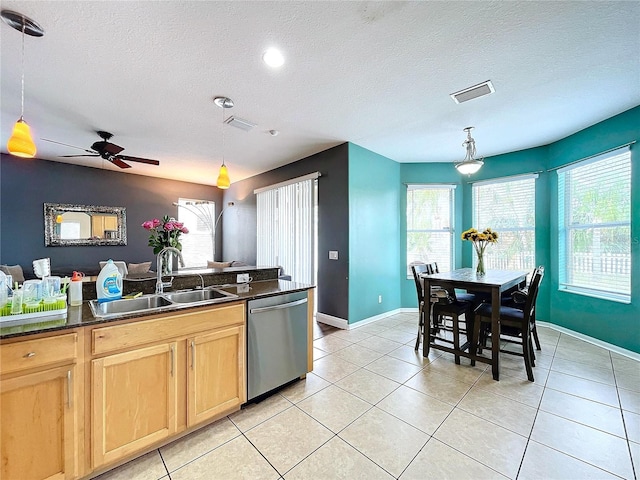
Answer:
187, 325, 245, 426
1, 365, 78, 480
92, 342, 178, 468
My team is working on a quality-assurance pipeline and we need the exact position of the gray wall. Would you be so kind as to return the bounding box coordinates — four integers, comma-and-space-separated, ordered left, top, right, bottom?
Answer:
222, 144, 350, 320
0, 154, 221, 276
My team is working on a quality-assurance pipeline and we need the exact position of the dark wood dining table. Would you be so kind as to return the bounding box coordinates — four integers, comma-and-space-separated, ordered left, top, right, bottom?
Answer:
421, 268, 528, 380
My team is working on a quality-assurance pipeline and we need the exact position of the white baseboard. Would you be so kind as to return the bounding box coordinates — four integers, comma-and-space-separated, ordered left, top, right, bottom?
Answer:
537, 321, 640, 361
316, 313, 349, 330
316, 308, 406, 330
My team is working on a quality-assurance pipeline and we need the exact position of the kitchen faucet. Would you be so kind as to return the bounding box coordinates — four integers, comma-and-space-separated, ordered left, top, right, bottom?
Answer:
156, 247, 185, 294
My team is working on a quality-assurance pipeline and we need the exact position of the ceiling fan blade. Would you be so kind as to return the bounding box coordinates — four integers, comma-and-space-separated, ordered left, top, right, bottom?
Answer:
109, 157, 132, 169
59, 154, 100, 158
41, 138, 96, 154
117, 155, 160, 166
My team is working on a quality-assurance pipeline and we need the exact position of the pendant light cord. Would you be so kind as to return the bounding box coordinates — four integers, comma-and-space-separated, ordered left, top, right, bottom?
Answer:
20, 19, 25, 119
221, 105, 225, 167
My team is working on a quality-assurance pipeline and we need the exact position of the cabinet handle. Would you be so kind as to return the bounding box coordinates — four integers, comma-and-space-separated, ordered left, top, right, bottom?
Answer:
170, 345, 175, 376
191, 341, 195, 369
67, 370, 72, 408
24, 352, 36, 358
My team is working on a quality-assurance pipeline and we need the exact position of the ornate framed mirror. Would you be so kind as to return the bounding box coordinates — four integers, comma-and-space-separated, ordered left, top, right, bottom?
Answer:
44, 203, 127, 246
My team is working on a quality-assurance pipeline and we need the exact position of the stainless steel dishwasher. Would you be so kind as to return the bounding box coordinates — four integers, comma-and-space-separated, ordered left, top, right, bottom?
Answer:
247, 290, 308, 401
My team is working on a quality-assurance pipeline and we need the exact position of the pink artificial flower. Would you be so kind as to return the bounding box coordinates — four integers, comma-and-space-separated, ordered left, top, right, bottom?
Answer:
173, 222, 184, 229
164, 222, 175, 231
142, 220, 154, 230
152, 218, 161, 228
180, 227, 189, 234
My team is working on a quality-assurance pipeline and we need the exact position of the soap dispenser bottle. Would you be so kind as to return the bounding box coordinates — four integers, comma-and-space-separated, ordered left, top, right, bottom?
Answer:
69, 271, 84, 306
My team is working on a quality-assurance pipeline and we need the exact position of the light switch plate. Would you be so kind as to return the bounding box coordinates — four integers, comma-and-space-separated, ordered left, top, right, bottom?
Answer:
329, 250, 339, 260
237, 273, 250, 283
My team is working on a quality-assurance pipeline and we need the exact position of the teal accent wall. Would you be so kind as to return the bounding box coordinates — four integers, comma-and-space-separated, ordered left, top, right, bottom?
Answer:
348, 143, 402, 324
546, 107, 640, 352
398, 106, 640, 352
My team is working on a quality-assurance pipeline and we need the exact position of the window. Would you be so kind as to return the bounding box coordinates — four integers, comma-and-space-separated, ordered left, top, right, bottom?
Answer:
472, 175, 537, 271
256, 173, 318, 284
558, 146, 631, 302
406, 185, 455, 276
176, 198, 215, 268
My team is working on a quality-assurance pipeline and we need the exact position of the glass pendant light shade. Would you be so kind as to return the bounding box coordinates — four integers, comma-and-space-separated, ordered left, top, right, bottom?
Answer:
7, 117, 36, 158
455, 127, 484, 176
216, 163, 230, 189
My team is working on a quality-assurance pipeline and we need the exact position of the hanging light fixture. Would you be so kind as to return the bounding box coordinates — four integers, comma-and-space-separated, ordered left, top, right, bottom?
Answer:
455, 127, 484, 176
213, 96, 234, 189
1, 10, 44, 158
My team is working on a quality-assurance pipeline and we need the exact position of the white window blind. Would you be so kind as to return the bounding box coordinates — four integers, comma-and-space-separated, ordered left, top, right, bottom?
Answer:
406, 185, 455, 276
472, 175, 537, 271
177, 198, 215, 267
558, 147, 631, 302
256, 177, 316, 284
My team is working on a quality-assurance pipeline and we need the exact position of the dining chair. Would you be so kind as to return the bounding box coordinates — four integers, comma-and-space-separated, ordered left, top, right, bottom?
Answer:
501, 268, 542, 351
421, 262, 477, 364
410, 263, 429, 351
473, 266, 545, 381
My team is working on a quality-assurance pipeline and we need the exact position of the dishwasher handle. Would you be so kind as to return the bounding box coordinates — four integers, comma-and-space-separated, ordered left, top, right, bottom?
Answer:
249, 297, 307, 314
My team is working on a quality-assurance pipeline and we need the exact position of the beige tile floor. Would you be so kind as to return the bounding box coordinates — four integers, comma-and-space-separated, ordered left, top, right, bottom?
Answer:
93, 313, 639, 480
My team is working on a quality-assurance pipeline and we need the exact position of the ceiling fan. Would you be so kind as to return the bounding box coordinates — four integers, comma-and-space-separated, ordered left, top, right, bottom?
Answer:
42, 131, 160, 169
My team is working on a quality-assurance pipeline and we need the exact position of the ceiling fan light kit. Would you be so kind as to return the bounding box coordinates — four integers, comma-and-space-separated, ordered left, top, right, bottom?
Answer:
214, 96, 234, 189
2, 10, 44, 159
455, 127, 484, 176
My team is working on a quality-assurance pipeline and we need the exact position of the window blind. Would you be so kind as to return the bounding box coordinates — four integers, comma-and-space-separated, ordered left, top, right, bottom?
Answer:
406, 185, 455, 275
472, 175, 537, 271
256, 178, 316, 284
558, 146, 631, 302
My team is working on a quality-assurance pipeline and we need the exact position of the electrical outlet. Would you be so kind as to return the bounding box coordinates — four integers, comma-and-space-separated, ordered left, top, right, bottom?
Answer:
378, 295, 382, 304
237, 273, 250, 283
329, 250, 339, 260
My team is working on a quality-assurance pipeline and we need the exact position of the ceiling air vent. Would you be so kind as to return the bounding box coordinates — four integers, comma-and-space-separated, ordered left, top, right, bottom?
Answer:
450, 80, 495, 104
224, 116, 256, 132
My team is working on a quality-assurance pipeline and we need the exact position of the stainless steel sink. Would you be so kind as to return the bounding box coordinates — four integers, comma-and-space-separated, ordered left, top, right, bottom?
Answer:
163, 288, 237, 304
89, 294, 173, 319
89, 288, 238, 319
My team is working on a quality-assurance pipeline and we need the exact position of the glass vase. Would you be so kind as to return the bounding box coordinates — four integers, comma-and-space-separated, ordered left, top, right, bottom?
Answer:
476, 251, 486, 276
161, 251, 174, 275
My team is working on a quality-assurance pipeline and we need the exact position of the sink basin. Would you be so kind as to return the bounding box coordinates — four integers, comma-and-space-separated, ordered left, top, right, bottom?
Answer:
163, 288, 237, 304
89, 295, 173, 319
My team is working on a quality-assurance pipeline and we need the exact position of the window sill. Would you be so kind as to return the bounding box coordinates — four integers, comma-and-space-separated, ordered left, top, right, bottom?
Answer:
558, 287, 631, 304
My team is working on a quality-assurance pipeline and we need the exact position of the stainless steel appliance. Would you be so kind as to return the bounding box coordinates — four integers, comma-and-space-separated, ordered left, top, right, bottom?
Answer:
247, 291, 308, 401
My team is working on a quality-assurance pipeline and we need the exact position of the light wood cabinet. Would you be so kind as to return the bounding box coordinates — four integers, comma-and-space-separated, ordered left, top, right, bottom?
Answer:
1, 333, 81, 480
91, 342, 178, 468
187, 325, 245, 426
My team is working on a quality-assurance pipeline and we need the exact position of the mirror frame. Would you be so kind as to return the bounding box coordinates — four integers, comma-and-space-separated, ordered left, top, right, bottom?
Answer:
44, 203, 127, 246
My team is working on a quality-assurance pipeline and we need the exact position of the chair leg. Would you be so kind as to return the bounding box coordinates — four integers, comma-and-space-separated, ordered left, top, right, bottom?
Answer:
452, 314, 461, 365
414, 304, 423, 351
523, 331, 535, 382
532, 324, 542, 351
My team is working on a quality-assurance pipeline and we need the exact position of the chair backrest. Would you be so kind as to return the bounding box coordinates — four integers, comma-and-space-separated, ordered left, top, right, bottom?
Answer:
523, 266, 544, 324
425, 262, 440, 275
411, 263, 429, 304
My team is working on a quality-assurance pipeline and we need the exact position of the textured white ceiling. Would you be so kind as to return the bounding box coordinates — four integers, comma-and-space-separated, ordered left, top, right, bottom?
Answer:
1, 1, 639, 185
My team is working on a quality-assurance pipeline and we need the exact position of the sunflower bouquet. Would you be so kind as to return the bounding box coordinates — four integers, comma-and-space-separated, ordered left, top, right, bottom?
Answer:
461, 228, 498, 275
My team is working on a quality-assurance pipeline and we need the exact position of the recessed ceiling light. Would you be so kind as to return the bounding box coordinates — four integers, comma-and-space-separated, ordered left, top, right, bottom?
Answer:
262, 48, 284, 68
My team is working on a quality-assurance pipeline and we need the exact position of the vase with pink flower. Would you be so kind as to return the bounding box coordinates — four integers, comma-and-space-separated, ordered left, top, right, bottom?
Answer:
141, 216, 189, 275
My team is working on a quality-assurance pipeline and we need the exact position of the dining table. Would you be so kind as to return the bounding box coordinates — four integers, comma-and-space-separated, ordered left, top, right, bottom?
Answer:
421, 268, 528, 380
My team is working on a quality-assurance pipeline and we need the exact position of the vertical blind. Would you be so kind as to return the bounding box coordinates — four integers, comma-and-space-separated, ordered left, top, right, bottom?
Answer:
406, 185, 455, 275
557, 146, 631, 302
472, 175, 537, 271
256, 177, 316, 284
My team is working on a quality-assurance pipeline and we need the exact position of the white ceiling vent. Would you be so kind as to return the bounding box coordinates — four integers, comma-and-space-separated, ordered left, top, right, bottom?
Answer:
450, 80, 495, 104
224, 116, 256, 132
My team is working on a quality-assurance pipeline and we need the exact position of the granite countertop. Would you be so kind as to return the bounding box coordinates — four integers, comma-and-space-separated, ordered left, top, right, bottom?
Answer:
0, 279, 314, 340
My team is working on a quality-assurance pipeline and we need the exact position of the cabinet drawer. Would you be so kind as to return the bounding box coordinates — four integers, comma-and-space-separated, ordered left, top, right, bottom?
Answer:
1, 333, 78, 375
93, 302, 245, 355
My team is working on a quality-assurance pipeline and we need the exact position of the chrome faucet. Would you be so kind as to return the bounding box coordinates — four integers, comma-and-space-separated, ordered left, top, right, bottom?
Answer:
156, 247, 185, 295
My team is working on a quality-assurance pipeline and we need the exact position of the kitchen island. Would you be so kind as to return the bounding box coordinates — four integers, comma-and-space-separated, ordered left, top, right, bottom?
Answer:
0, 276, 314, 480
